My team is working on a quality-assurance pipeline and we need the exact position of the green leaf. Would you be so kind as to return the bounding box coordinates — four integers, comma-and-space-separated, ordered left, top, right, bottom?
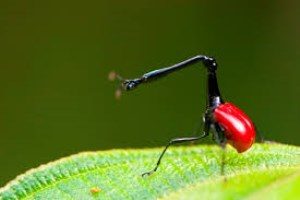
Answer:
160, 166, 300, 200
0, 143, 299, 200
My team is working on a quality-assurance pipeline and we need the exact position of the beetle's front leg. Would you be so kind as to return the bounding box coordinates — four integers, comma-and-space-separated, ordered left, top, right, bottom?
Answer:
142, 118, 211, 177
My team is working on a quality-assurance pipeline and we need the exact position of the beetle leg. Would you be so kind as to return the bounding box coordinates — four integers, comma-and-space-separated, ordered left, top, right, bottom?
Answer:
254, 124, 265, 143
211, 123, 226, 144
212, 123, 227, 177
142, 121, 211, 177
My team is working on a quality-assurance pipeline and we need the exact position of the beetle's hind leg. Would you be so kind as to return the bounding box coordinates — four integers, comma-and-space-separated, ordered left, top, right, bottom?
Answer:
254, 124, 265, 143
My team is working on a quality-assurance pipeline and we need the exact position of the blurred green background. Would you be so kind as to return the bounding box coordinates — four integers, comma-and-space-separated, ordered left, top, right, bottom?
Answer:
0, 0, 299, 185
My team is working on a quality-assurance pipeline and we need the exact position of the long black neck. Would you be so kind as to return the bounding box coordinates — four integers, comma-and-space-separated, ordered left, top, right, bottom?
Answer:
120, 55, 224, 106
207, 70, 223, 108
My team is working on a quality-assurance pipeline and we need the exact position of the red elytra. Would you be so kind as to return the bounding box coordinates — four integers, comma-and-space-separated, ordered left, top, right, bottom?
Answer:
214, 102, 256, 153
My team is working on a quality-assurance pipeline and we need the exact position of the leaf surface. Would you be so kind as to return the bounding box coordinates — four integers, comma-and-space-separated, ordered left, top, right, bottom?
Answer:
0, 144, 299, 200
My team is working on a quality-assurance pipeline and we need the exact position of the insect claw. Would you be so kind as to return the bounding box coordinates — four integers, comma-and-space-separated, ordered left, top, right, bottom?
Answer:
141, 170, 155, 177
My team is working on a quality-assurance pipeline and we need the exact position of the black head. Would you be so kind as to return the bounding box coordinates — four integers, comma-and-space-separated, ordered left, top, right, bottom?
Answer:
122, 79, 141, 91
203, 57, 218, 72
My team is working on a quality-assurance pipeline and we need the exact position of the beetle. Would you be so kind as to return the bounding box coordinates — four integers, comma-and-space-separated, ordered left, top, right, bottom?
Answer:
109, 55, 259, 176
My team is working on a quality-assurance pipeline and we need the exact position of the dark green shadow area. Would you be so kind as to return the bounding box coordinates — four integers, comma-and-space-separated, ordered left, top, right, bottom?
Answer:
0, 0, 300, 186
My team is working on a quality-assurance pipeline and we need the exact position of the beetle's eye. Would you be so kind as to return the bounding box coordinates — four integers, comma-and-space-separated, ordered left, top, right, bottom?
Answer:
122, 80, 138, 91
203, 57, 218, 70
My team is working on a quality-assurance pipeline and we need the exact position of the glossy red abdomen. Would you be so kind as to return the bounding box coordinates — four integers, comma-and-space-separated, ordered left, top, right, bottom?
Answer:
214, 102, 256, 153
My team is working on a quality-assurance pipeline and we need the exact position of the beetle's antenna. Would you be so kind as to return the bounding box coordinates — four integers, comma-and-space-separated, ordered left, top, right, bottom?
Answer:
108, 71, 125, 99
108, 71, 123, 82
108, 69, 146, 96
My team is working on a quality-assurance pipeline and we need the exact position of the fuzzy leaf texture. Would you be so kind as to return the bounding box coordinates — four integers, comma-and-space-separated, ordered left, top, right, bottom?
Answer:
0, 143, 300, 200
